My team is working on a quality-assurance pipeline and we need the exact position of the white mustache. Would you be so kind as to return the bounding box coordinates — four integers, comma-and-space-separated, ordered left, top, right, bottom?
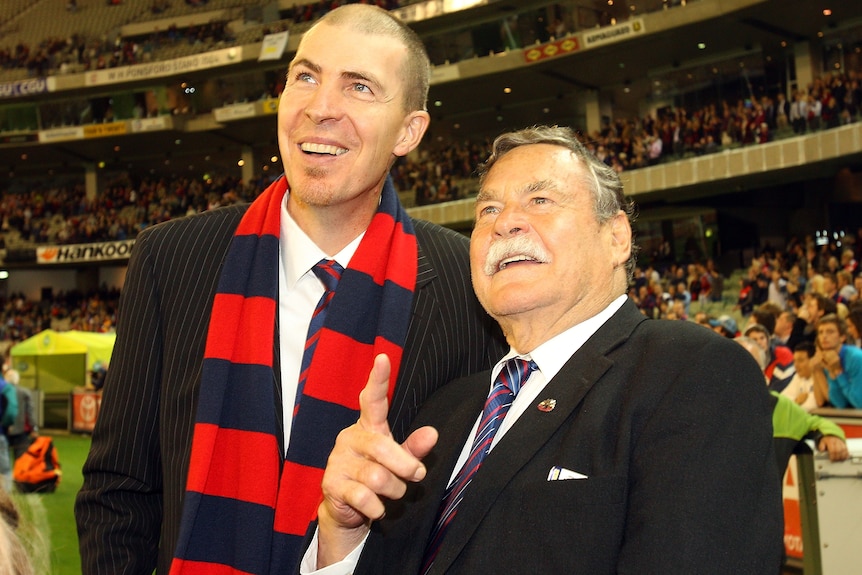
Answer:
482, 235, 550, 276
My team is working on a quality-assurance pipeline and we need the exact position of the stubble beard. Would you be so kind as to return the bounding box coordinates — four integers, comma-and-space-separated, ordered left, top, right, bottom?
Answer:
295, 165, 337, 207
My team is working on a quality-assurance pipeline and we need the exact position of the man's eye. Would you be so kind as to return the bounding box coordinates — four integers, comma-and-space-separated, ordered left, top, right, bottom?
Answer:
352, 83, 372, 94
478, 205, 499, 216
292, 71, 314, 84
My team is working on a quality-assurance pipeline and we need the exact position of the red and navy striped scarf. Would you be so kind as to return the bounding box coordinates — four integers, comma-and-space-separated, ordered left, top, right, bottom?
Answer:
170, 175, 417, 575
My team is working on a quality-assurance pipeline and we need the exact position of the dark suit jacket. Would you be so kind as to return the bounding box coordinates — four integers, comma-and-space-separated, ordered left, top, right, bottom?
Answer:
75, 204, 505, 575
357, 300, 784, 574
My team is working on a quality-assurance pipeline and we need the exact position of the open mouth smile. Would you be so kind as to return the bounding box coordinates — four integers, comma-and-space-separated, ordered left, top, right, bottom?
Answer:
300, 142, 348, 156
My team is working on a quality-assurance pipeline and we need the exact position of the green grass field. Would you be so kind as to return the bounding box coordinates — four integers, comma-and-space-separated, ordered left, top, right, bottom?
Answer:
12, 432, 91, 575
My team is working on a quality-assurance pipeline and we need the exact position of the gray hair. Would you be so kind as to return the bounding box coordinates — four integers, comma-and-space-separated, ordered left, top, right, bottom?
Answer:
735, 336, 768, 371
477, 125, 638, 280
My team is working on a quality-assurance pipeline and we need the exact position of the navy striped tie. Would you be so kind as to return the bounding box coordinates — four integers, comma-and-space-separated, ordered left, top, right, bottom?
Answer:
421, 357, 537, 574
294, 259, 344, 414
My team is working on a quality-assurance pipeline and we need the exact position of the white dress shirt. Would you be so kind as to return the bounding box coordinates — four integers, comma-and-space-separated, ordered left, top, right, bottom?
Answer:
301, 295, 629, 574
779, 373, 818, 412
278, 193, 363, 453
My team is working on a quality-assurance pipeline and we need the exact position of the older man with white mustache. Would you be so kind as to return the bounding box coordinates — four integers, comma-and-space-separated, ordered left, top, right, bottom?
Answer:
303, 126, 784, 575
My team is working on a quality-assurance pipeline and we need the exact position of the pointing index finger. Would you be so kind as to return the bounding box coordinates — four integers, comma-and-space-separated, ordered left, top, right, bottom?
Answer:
358, 353, 392, 436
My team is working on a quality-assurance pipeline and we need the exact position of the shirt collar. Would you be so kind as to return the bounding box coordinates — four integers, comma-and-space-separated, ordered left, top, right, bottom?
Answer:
280, 191, 364, 288
495, 294, 628, 382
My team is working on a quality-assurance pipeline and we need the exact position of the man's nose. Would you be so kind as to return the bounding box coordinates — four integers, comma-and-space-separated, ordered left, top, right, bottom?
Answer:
494, 204, 529, 237
305, 84, 343, 123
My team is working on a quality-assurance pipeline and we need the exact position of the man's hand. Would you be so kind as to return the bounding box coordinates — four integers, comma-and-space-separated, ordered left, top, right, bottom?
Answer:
316, 354, 439, 568
818, 435, 850, 462
820, 349, 843, 378
810, 350, 824, 371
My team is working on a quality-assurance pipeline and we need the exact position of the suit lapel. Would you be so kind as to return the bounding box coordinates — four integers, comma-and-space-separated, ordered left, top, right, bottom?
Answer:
419, 373, 490, 510
430, 300, 646, 574
389, 241, 438, 437
414, 240, 438, 290
375, 372, 488, 571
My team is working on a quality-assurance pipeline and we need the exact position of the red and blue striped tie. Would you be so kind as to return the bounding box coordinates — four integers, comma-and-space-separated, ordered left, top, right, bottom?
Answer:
294, 259, 344, 415
421, 357, 537, 573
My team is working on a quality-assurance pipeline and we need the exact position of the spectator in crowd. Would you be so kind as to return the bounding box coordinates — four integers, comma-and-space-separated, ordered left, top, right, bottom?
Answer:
837, 270, 858, 303
780, 342, 820, 411
806, 272, 827, 297
744, 323, 794, 393
785, 263, 805, 309
306, 125, 782, 574
692, 310, 713, 328
75, 6, 504, 575
751, 273, 770, 309
709, 314, 739, 338
0, 375, 17, 492
823, 272, 846, 304
802, 293, 837, 344
840, 248, 858, 275
811, 314, 862, 408
772, 391, 849, 466
735, 277, 755, 316
705, 259, 724, 303
807, 93, 822, 132
774, 92, 789, 130
89, 363, 107, 392
774, 309, 807, 351
750, 303, 780, 334
673, 279, 691, 316
735, 336, 848, 469
790, 90, 808, 134
2, 369, 37, 460
767, 268, 788, 309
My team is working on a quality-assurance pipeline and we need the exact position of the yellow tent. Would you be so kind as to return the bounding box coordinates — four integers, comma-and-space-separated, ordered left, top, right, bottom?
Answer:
9, 329, 116, 394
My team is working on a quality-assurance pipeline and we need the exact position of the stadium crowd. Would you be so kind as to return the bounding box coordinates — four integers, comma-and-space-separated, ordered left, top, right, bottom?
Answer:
626, 229, 862, 410
0, 287, 119, 345
0, 173, 259, 246
0, 0, 399, 79
1, 61, 861, 248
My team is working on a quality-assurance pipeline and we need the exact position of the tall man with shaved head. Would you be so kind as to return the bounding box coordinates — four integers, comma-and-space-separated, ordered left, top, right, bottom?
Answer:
76, 6, 503, 574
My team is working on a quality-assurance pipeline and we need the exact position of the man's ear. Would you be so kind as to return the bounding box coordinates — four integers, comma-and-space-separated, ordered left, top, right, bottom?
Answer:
610, 210, 632, 264
394, 110, 430, 157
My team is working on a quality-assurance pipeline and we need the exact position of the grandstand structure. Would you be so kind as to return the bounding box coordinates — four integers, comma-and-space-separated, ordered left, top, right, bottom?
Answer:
0, 0, 861, 298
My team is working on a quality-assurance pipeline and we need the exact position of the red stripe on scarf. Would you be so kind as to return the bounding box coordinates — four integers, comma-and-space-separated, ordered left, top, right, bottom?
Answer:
169, 559, 256, 575
234, 178, 286, 237
349, 217, 416, 290
204, 294, 275, 364
303, 332, 405, 406
302, 330, 371, 408
185, 424, 280, 506
272, 461, 325, 535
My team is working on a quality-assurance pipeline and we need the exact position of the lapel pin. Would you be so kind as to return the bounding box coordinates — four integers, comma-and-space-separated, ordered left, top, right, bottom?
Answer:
537, 398, 556, 412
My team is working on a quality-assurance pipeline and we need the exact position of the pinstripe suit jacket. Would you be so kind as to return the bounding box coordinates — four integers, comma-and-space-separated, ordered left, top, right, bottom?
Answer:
75, 204, 505, 575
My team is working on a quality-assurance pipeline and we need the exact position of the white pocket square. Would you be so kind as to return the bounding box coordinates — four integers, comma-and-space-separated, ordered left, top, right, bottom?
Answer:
547, 466, 588, 481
